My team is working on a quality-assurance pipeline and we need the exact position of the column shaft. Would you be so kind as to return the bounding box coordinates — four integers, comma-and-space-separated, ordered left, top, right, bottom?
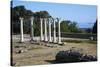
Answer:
53, 19, 56, 43
20, 17, 24, 42
40, 18, 44, 41
58, 20, 61, 44
44, 18, 48, 41
48, 18, 52, 42
30, 17, 34, 41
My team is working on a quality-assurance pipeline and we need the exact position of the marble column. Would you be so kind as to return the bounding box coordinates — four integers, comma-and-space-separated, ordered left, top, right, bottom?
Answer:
57, 18, 61, 44
40, 18, 44, 41
53, 19, 56, 43
44, 18, 48, 42
48, 18, 52, 42
19, 17, 24, 42
30, 17, 34, 41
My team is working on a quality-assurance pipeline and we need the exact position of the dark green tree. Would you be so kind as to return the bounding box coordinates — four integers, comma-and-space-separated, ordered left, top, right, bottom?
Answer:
69, 22, 79, 33
60, 20, 71, 32
12, 5, 34, 34
33, 11, 51, 36
60, 20, 79, 33
11, 5, 51, 35
92, 20, 97, 34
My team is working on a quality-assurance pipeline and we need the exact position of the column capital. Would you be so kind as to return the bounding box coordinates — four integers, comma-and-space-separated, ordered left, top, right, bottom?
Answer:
19, 17, 23, 20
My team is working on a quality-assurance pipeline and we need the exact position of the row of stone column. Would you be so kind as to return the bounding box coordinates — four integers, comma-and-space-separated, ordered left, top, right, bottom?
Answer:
40, 18, 61, 44
19, 17, 62, 44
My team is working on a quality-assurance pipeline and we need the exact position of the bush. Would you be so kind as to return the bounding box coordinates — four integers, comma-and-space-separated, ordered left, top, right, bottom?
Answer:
55, 47, 97, 63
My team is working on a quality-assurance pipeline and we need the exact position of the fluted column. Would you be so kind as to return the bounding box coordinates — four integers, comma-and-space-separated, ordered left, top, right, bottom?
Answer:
19, 17, 24, 42
40, 18, 44, 41
44, 18, 48, 42
30, 17, 34, 41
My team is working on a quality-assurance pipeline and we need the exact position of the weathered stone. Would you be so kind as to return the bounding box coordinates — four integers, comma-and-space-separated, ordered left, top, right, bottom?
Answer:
55, 47, 97, 62
16, 49, 28, 54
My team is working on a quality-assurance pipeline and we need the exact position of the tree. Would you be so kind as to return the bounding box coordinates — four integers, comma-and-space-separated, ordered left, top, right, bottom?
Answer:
11, 5, 52, 35
69, 22, 79, 33
32, 11, 51, 36
60, 20, 71, 32
60, 20, 79, 33
33, 11, 51, 18
11, 6, 34, 34
12, 5, 33, 21
92, 20, 97, 34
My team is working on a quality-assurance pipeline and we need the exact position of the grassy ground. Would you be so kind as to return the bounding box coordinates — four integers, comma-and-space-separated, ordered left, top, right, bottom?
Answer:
62, 39, 97, 44
11, 39, 97, 66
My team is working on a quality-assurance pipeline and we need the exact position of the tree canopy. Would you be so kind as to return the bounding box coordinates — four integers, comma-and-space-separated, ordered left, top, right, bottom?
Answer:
60, 20, 79, 33
11, 6, 51, 35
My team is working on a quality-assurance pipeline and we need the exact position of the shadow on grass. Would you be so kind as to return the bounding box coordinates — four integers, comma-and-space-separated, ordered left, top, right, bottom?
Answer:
45, 60, 78, 64
62, 39, 97, 44
45, 59, 97, 64
45, 60, 62, 64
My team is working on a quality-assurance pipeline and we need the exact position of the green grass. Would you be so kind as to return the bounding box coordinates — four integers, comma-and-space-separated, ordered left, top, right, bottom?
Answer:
62, 40, 97, 44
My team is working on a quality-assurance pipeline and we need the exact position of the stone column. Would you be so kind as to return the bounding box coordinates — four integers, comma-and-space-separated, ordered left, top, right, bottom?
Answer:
57, 18, 61, 44
19, 17, 24, 42
48, 18, 52, 42
44, 18, 48, 42
40, 18, 44, 41
30, 17, 34, 41
53, 18, 56, 43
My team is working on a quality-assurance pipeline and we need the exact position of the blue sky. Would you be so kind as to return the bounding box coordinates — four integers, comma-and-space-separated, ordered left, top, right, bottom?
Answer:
12, 1, 97, 28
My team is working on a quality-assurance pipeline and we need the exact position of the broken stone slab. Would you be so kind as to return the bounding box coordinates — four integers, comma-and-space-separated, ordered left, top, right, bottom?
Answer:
16, 49, 28, 54
45, 43, 58, 48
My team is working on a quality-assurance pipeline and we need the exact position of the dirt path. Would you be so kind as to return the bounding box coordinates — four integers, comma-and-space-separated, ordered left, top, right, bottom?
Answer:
11, 40, 97, 66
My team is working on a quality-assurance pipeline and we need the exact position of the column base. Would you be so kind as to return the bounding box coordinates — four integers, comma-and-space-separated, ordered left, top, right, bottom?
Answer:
18, 41, 24, 43
19, 39, 24, 43
53, 42, 58, 44
58, 42, 64, 46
